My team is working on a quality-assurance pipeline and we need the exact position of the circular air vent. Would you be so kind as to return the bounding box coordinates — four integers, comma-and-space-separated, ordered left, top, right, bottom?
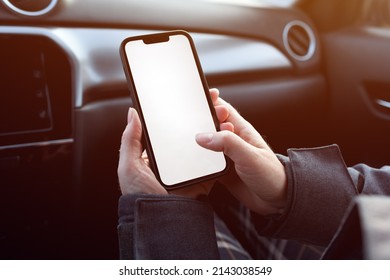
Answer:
2, 0, 58, 17
283, 20, 316, 61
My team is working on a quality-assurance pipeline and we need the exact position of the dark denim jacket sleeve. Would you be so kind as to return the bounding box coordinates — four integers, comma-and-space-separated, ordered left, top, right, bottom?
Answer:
255, 144, 390, 247
118, 144, 390, 257
118, 194, 219, 259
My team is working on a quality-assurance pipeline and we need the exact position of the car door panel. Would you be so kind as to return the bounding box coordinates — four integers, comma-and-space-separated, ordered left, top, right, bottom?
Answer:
212, 73, 328, 152
322, 26, 390, 166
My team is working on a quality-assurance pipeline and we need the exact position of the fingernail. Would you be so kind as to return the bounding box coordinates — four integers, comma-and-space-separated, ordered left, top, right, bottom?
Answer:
195, 133, 214, 144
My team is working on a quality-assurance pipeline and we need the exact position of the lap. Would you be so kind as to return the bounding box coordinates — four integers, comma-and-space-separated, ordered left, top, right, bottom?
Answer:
211, 185, 324, 260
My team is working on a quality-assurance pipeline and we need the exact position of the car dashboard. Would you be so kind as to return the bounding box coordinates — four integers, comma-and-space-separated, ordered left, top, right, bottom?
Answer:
0, 0, 328, 259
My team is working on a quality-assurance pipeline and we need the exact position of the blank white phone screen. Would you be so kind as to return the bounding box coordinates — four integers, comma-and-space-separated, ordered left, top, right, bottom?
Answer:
124, 34, 227, 186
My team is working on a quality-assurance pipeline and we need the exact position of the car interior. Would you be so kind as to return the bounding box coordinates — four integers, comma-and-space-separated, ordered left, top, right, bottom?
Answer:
1, 0, 390, 259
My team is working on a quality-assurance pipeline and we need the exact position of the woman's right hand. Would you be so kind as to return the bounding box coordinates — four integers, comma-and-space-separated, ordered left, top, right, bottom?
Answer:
196, 88, 288, 215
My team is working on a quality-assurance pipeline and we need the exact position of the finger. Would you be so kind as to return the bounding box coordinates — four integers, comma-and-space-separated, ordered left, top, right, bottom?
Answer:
209, 88, 219, 103
217, 98, 253, 132
210, 90, 246, 131
196, 130, 257, 164
215, 97, 266, 148
214, 105, 229, 124
213, 97, 252, 132
119, 108, 143, 168
220, 122, 234, 132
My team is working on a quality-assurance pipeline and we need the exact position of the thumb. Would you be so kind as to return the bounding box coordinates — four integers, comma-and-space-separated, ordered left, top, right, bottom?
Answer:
119, 108, 143, 164
195, 130, 255, 165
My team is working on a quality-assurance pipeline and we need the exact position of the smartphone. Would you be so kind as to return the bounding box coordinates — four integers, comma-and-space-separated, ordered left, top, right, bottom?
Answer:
120, 30, 228, 189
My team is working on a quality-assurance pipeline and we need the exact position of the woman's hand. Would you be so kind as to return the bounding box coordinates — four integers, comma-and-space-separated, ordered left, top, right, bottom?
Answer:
196, 89, 288, 215
118, 108, 168, 195
118, 107, 214, 198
